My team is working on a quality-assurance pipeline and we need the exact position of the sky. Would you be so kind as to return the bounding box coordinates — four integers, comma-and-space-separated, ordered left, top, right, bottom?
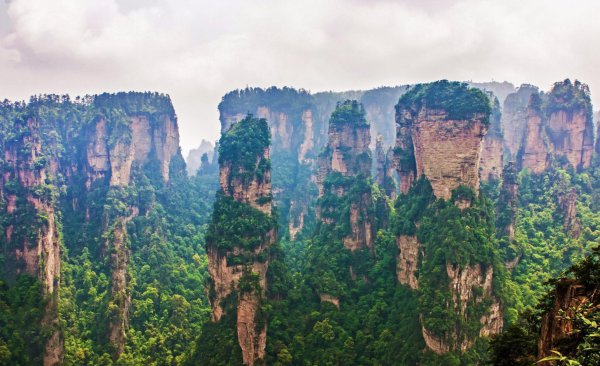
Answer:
1, 0, 599, 154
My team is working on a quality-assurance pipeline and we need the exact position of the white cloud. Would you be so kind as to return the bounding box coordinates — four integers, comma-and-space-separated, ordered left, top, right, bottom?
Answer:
0, 0, 599, 152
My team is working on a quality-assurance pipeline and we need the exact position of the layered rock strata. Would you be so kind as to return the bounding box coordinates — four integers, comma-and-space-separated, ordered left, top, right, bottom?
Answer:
207, 116, 275, 366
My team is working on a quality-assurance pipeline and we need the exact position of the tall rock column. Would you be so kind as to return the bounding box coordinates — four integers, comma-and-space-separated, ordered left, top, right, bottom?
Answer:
1, 117, 63, 365
206, 115, 276, 366
518, 93, 549, 173
501, 84, 539, 161
317, 100, 374, 251
479, 97, 504, 181
394, 81, 503, 355
544, 79, 594, 171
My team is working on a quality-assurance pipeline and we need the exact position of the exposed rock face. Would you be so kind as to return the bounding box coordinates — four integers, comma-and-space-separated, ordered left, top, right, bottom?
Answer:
317, 100, 374, 251
375, 135, 397, 198
409, 111, 487, 200
498, 162, 519, 251
396, 235, 419, 289
538, 279, 596, 359
546, 109, 594, 170
502, 85, 538, 160
288, 199, 305, 240
422, 264, 503, 354
86, 118, 110, 183
106, 219, 132, 358
516, 80, 594, 174
558, 189, 581, 238
87, 114, 180, 187
298, 109, 314, 163
207, 116, 275, 366
0, 93, 184, 364
2, 118, 63, 366
480, 135, 503, 181
518, 94, 549, 174
319, 293, 340, 308
395, 82, 503, 355
479, 99, 503, 181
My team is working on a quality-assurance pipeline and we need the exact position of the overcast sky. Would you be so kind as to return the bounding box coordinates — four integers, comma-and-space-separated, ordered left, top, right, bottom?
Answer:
1, 0, 599, 153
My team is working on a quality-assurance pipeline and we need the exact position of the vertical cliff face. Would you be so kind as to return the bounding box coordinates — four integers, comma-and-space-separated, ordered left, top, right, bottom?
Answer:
375, 135, 397, 198
558, 189, 581, 238
395, 81, 490, 201
518, 93, 550, 173
396, 235, 419, 289
479, 98, 504, 181
544, 80, 594, 171
501, 84, 539, 160
87, 113, 180, 187
2, 117, 63, 365
538, 279, 595, 359
394, 81, 503, 355
514, 80, 594, 174
317, 100, 374, 251
206, 115, 276, 365
0, 92, 185, 364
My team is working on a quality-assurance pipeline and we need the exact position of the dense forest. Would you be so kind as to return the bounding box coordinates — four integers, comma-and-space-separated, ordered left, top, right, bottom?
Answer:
1, 80, 599, 366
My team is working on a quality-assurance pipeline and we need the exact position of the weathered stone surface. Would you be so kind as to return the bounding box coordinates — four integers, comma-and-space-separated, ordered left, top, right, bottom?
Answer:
479, 134, 503, 181
2, 118, 63, 365
319, 293, 340, 308
558, 189, 581, 238
88, 114, 181, 187
396, 235, 419, 289
546, 109, 594, 170
422, 263, 503, 353
86, 118, 110, 183
411, 112, 488, 200
208, 118, 275, 365
519, 96, 549, 174
298, 109, 314, 163
317, 101, 373, 251
107, 219, 132, 359
375, 135, 397, 198
502, 85, 538, 160
538, 279, 596, 360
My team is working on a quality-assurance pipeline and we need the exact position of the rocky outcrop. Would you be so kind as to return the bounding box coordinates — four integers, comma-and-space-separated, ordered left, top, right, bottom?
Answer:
545, 109, 594, 170
479, 98, 503, 181
406, 110, 487, 200
480, 135, 503, 181
498, 162, 519, 247
298, 109, 314, 163
515, 80, 594, 174
87, 113, 181, 187
319, 293, 340, 308
106, 219, 132, 358
538, 279, 597, 359
394, 82, 489, 200
422, 264, 503, 354
375, 135, 397, 198
396, 235, 419, 289
502, 85, 538, 160
558, 189, 581, 238
207, 116, 275, 366
2, 118, 63, 366
518, 93, 549, 174
317, 100, 374, 251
